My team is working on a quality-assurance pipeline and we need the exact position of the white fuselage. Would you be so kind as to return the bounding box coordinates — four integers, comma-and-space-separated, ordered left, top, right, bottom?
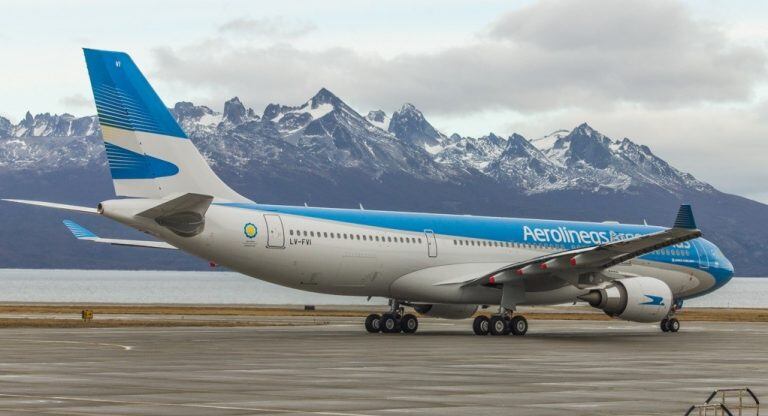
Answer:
101, 199, 729, 307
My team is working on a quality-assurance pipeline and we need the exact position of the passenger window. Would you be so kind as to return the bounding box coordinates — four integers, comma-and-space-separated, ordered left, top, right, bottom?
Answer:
343, 233, 348, 239
303, 231, 307, 237
400, 237, 404, 243
289, 230, 294, 236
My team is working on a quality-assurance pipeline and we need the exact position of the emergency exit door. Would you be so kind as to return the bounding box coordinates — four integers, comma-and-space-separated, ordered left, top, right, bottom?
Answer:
424, 229, 437, 257
264, 214, 285, 248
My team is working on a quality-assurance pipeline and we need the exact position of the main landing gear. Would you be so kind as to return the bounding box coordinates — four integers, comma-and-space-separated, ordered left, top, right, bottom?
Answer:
660, 301, 682, 333
472, 309, 528, 336
365, 300, 419, 334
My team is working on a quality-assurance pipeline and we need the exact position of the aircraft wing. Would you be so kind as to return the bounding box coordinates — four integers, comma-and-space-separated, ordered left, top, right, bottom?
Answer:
63, 220, 177, 250
459, 205, 701, 289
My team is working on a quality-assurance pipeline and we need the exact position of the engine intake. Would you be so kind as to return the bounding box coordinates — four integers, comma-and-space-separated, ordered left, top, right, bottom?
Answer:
413, 304, 478, 319
579, 276, 673, 323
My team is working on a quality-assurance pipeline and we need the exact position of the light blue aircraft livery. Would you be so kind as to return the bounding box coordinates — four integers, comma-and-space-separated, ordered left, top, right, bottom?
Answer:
5, 49, 734, 336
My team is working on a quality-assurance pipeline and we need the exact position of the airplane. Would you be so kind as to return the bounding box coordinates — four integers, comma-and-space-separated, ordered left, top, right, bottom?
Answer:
4, 49, 734, 336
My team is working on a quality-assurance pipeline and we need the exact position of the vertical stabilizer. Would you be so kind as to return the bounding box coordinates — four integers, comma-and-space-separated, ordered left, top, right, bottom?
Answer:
83, 48, 248, 201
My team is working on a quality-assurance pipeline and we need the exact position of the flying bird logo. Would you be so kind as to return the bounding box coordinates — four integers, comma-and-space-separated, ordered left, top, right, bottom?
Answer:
640, 294, 665, 306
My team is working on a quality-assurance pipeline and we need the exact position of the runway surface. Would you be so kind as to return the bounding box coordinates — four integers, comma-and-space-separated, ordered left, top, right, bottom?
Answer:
0, 318, 765, 415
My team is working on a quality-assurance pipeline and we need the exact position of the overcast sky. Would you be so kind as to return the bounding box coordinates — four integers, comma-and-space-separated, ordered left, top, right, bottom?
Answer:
2, 0, 767, 203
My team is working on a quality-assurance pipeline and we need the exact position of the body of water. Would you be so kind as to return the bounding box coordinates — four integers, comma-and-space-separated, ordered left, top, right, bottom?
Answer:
0, 269, 764, 308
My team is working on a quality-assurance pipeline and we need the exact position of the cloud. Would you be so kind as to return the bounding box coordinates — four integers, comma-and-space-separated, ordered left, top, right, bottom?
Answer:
59, 93, 92, 109
218, 17, 317, 39
153, 0, 766, 117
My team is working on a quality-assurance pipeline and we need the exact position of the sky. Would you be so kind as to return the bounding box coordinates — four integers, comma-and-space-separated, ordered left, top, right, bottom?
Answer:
1, 0, 767, 203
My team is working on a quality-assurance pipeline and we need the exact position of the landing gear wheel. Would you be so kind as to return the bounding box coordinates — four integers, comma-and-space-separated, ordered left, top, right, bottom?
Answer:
473, 316, 490, 336
400, 314, 418, 334
365, 314, 381, 333
510, 316, 528, 336
666, 318, 680, 333
489, 316, 510, 336
660, 319, 669, 333
380, 314, 401, 333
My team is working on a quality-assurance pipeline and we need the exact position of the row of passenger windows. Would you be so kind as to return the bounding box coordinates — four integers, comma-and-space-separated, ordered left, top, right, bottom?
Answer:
455, 239, 526, 249
288, 228, 691, 258
290, 229, 423, 244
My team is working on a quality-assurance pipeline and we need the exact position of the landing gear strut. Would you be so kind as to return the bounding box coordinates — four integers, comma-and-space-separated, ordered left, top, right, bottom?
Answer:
365, 300, 419, 334
475, 307, 528, 336
660, 301, 682, 333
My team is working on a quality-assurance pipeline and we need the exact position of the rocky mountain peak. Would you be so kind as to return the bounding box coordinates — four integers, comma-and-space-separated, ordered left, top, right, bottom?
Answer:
173, 102, 215, 120
223, 97, 247, 124
310, 88, 343, 108
388, 103, 443, 148
0, 116, 11, 138
366, 110, 387, 123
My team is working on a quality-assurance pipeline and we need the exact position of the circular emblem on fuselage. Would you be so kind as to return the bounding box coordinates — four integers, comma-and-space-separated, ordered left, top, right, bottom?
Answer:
243, 223, 258, 239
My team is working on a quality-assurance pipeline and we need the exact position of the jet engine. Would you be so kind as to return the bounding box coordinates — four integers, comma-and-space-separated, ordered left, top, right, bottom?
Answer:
579, 276, 673, 323
413, 304, 478, 319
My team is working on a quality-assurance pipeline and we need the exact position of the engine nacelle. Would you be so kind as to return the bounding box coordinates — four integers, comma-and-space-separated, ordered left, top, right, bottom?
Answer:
579, 276, 673, 323
413, 304, 478, 319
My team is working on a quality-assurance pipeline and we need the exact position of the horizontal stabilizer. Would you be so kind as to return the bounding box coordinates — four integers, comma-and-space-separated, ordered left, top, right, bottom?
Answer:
3, 199, 98, 214
63, 220, 98, 239
62, 220, 177, 250
673, 204, 697, 229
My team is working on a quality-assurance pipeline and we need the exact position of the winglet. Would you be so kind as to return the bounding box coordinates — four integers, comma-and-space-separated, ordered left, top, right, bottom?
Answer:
673, 204, 697, 229
63, 220, 98, 240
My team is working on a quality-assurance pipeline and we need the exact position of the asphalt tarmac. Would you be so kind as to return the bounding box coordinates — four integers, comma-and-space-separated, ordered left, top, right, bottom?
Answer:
0, 318, 765, 415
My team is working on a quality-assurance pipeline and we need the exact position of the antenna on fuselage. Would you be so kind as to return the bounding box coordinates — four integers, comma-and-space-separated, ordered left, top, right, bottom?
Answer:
359, 203, 365, 210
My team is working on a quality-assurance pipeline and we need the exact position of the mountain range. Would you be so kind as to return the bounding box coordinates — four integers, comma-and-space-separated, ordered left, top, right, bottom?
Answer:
1, 89, 766, 275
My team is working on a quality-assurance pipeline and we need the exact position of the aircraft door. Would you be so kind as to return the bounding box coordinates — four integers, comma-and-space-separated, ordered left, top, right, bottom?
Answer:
424, 229, 437, 257
264, 214, 285, 248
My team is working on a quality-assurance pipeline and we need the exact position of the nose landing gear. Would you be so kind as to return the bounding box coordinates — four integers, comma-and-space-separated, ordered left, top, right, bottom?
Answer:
660, 317, 680, 333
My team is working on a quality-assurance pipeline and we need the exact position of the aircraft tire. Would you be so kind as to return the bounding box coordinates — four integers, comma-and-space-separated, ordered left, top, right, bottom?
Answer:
365, 314, 382, 333
667, 318, 680, 333
400, 314, 418, 334
489, 316, 509, 336
380, 314, 400, 333
660, 319, 669, 332
510, 316, 528, 336
472, 316, 490, 335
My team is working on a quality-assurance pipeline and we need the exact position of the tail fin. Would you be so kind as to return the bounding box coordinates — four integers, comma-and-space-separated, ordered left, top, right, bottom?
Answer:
83, 48, 248, 201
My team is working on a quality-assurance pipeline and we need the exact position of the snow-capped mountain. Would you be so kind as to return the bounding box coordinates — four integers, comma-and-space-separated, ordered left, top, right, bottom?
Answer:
1, 89, 766, 274
0, 89, 712, 196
